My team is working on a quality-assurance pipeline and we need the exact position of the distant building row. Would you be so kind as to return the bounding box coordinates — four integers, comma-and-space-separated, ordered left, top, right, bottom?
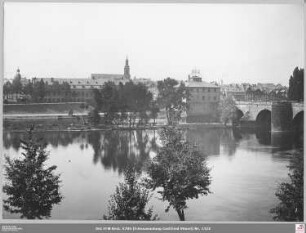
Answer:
4, 59, 157, 103
4, 60, 288, 123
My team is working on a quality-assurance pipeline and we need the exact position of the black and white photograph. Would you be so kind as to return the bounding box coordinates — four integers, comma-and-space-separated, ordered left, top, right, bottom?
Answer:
1, 1, 304, 225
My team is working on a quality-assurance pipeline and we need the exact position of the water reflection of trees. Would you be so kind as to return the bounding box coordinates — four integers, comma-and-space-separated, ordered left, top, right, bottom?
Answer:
3, 131, 85, 151
221, 129, 242, 156
255, 130, 271, 145
271, 149, 303, 221
87, 130, 158, 174
186, 128, 244, 156
186, 128, 221, 155
4, 130, 158, 174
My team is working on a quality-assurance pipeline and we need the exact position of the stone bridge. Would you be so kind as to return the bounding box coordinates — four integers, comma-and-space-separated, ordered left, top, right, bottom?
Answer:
236, 101, 304, 132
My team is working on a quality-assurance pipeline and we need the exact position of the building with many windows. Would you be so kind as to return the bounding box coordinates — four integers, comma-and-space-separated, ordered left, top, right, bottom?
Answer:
221, 84, 246, 101
5, 58, 159, 104
186, 69, 220, 122
34, 58, 132, 103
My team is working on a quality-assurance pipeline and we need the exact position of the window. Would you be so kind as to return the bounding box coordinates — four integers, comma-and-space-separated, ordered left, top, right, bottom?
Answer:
202, 96, 205, 100
214, 96, 217, 101
214, 88, 217, 92
208, 88, 210, 92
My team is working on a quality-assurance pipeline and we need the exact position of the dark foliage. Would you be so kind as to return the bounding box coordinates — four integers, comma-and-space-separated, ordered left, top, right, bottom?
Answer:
157, 78, 188, 125
3, 126, 63, 219
145, 127, 211, 221
93, 81, 156, 126
270, 149, 303, 221
88, 108, 101, 125
103, 166, 157, 220
288, 67, 304, 101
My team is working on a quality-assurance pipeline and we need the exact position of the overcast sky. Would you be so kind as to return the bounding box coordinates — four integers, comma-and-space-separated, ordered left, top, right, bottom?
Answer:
4, 2, 304, 85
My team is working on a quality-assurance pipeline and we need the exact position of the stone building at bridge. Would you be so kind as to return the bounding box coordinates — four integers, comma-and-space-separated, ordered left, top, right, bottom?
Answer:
186, 69, 221, 123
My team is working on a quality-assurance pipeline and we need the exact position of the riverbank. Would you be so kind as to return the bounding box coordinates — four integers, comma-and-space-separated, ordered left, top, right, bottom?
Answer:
4, 102, 92, 115
4, 116, 232, 132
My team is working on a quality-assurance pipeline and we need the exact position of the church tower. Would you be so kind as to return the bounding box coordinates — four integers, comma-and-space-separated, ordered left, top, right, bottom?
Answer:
14, 68, 21, 80
124, 57, 130, 79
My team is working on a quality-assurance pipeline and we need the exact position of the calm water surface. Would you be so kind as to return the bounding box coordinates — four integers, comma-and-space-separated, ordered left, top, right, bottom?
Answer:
3, 127, 303, 221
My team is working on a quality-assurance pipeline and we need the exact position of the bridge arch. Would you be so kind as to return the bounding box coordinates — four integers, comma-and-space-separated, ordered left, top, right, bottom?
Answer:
256, 109, 271, 130
292, 111, 303, 132
235, 109, 244, 120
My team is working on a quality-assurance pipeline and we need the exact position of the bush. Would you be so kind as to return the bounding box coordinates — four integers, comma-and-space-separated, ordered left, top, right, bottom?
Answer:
103, 166, 157, 220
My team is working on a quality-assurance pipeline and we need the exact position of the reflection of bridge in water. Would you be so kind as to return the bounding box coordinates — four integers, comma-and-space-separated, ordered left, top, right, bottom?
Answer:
186, 127, 303, 157
236, 101, 303, 132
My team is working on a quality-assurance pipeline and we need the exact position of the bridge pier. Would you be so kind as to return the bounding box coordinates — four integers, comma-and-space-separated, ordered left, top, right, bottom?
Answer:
271, 102, 293, 132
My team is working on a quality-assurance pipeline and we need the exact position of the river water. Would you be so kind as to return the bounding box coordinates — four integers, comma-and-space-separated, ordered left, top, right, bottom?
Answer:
2, 127, 303, 221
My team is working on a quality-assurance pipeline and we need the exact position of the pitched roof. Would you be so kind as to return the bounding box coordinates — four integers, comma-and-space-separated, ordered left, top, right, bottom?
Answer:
91, 73, 125, 80
186, 81, 220, 88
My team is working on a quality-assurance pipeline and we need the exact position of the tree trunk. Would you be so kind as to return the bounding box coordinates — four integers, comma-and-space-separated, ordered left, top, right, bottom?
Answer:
166, 108, 170, 125
176, 209, 185, 221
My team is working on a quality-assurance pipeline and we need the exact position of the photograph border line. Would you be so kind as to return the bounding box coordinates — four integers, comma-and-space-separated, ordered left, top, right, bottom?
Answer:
0, 0, 304, 232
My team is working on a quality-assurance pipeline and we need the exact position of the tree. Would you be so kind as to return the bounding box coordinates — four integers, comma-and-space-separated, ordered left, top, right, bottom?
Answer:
93, 81, 155, 127
32, 80, 46, 102
149, 100, 160, 125
270, 150, 303, 221
88, 108, 100, 125
219, 95, 239, 126
3, 81, 13, 102
157, 78, 188, 125
145, 127, 211, 221
12, 72, 22, 100
133, 83, 153, 126
288, 67, 304, 101
3, 126, 63, 219
103, 166, 157, 220
99, 81, 121, 124
61, 82, 71, 101
23, 82, 33, 98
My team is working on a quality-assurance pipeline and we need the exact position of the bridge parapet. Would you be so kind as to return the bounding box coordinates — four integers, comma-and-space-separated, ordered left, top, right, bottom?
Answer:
236, 101, 272, 106
236, 101, 303, 132
236, 101, 272, 121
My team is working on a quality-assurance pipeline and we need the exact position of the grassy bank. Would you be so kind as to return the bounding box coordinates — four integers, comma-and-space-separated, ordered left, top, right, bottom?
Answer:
4, 102, 93, 115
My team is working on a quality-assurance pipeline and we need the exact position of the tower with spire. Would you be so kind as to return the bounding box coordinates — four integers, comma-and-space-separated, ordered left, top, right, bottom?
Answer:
14, 67, 21, 80
124, 57, 130, 79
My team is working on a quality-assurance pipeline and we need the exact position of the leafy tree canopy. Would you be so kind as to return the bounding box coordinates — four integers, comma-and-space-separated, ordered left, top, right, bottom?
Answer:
218, 95, 240, 125
93, 81, 156, 126
3, 126, 63, 219
157, 78, 188, 125
103, 165, 157, 220
270, 149, 303, 221
145, 127, 211, 221
288, 67, 304, 101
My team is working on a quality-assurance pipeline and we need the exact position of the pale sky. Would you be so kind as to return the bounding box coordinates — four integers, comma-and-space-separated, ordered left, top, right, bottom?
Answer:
4, 2, 304, 85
